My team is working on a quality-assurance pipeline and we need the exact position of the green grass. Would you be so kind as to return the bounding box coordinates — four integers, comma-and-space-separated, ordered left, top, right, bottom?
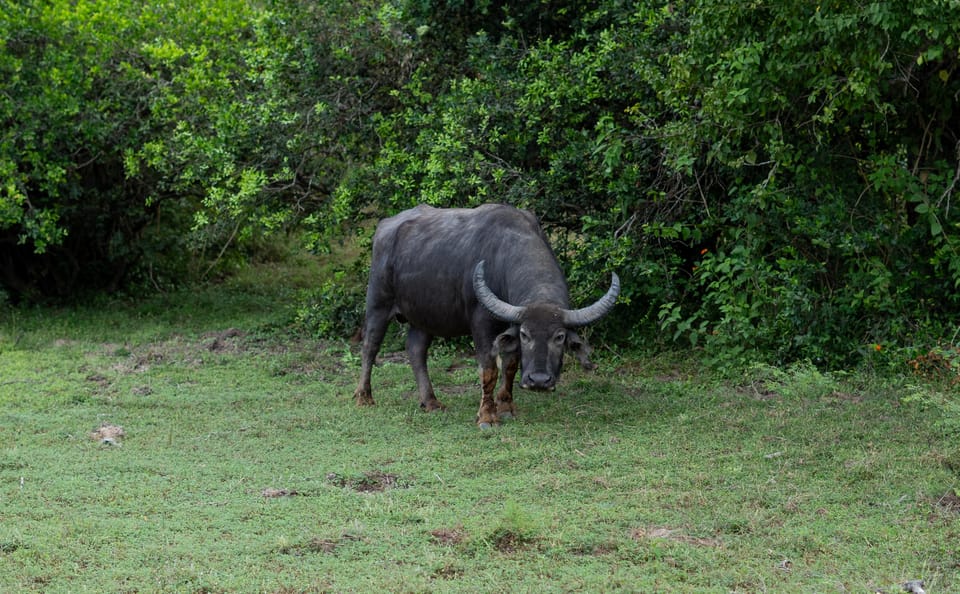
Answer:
1, 265, 958, 592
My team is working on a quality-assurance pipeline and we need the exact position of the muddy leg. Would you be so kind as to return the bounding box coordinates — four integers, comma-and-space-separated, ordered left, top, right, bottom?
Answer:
496, 353, 519, 419
406, 327, 445, 411
477, 365, 499, 429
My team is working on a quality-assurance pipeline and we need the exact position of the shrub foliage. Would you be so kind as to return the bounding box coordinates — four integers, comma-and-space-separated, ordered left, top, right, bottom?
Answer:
0, 0, 404, 297
2, 0, 959, 367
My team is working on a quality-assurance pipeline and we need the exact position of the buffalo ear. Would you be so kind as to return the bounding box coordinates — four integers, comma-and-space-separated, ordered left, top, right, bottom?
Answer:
566, 330, 596, 370
493, 326, 520, 355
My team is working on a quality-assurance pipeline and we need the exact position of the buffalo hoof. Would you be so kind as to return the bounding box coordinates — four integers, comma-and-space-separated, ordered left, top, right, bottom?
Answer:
476, 411, 499, 429
498, 411, 514, 420
420, 399, 446, 412
355, 392, 376, 407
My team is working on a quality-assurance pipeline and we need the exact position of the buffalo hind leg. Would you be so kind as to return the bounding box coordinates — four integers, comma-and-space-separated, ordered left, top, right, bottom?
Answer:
406, 327, 445, 411
495, 353, 519, 419
353, 307, 392, 406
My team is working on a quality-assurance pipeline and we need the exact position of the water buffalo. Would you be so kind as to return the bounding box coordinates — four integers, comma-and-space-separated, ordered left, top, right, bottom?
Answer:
352, 204, 620, 428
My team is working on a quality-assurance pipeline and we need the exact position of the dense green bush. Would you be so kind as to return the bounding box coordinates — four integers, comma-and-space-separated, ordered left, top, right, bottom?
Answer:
1, 1, 295, 297
333, 2, 670, 337
0, 0, 407, 299
3, 0, 958, 370
653, 0, 960, 366
333, 0, 960, 367
293, 270, 366, 341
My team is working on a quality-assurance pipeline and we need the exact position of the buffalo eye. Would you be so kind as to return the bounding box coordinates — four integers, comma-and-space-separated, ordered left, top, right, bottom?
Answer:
520, 328, 532, 345
554, 329, 567, 345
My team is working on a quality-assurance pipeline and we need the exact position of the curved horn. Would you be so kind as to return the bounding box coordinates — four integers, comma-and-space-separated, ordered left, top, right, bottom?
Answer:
473, 260, 525, 323
562, 272, 620, 327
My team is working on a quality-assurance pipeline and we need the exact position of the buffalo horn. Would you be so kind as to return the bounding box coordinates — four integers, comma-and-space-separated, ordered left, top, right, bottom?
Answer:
473, 260, 526, 323
562, 272, 620, 327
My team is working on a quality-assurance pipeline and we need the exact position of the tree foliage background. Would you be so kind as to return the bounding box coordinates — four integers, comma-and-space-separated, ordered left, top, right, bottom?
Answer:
2, 0, 959, 368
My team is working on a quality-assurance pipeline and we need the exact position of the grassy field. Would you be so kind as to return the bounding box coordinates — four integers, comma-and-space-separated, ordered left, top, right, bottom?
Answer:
1, 263, 958, 593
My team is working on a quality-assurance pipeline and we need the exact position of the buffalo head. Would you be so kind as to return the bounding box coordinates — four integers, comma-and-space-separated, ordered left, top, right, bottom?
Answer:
473, 260, 620, 391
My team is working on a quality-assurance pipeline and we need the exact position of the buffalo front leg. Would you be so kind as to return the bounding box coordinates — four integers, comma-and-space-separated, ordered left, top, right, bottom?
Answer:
495, 353, 519, 419
476, 364, 499, 429
406, 327, 445, 411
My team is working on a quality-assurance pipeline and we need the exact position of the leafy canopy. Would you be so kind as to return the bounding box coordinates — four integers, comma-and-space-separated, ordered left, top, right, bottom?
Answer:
2, 0, 959, 369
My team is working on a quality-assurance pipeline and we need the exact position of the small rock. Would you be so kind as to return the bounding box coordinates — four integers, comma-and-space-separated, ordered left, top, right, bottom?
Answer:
902, 580, 926, 594
90, 423, 125, 445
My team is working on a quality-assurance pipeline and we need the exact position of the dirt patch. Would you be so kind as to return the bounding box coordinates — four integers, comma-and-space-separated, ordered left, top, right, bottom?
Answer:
90, 423, 125, 445
99, 331, 251, 375
823, 391, 864, 404
277, 534, 361, 556
107, 351, 160, 375
432, 564, 464, 580
203, 328, 245, 352
80, 332, 353, 390
271, 354, 349, 382
131, 385, 154, 396
430, 526, 465, 546
326, 470, 406, 492
631, 526, 721, 548
934, 490, 960, 513
736, 382, 780, 401
489, 528, 536, 553
86, 373, 110, 388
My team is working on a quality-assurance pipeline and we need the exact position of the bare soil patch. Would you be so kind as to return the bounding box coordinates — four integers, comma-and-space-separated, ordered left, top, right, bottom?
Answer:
85, 373, 110, 387
934, 490, 960, 513
490, 528, 536, 553
202, 328, 245, 352
89, 423, 125, 445
736, 382, 780, 401
432, 564, 465, 580
429, 526, 465, 546
326, 470, 405, 492
277, 534, 361, 556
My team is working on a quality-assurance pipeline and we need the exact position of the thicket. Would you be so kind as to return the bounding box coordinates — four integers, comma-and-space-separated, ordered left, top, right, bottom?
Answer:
2, 0, 959, 370
0, 0, 406, 297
